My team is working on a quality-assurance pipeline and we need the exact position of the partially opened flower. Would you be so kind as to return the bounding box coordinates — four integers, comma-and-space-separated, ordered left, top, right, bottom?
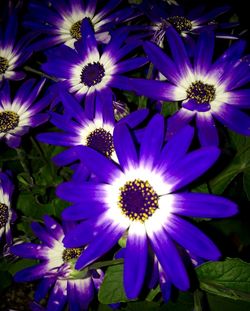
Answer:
131, 28, 250, 146
0, 171, 15, 245
42, 18, 147, 116
57, 115, 237, 299
0, 79, 50, 148
0, 11, 33, 85
37, 90, 148, 169
24, 0, 135, 50
11, 216, 104, 311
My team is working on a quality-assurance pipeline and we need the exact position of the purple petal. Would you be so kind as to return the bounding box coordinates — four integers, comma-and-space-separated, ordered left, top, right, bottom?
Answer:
124, 223, 147, 299
148, 227, 189, 290
165, 146, 220, 192
165, 26, 192, 77
158, 125, 194, 169
166, 215, 221, 260
62, 201, 106, 221
113, 123, 138, 170
46, 280, 67, 311
212, 104, 250, 136
196, 112, 219, 146
166, 108, 195, 140
129, 78, 181, 101
144, 41, 181, 84
75, 221, 125, 269
10, 243, 50, 259
140, 114, 164, 167
35, 277, 56, 301
77, 146, 122, 183
56, 181, 106, 203
14, 263, 49, 282
170, 192, 238, 218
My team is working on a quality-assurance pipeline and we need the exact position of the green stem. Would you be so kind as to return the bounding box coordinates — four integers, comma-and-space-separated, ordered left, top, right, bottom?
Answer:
194, 289, 204, 311
16, 149, 34, 186
88, 258, 123, 270
24, 66, 58, 82
30, 136, 47, 164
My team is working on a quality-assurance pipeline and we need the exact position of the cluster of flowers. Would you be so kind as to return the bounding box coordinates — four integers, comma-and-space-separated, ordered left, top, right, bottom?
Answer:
0, 0, 249, 310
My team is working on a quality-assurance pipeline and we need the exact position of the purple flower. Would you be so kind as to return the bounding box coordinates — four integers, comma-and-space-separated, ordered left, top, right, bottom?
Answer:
24, 0, 135, 50
11, 216, 104, 310
57, 115, 237, 299
131, 27, 250, 146
137, 0, 238, 46
37, 90, 148, 169
0, 171, 15, 245
0, 11, 33, 85
42, 17, 147, 116
0, 79, 50, 148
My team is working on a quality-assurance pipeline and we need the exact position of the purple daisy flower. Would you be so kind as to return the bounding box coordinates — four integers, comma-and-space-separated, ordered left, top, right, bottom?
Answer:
57, 115, 237, 299
0, 79, 50, 148
131, 27, 250, 146
0, 171, 15, 245
42, 17, 147, 116
24, 0, 135, 50
137, 0, 238, 46
37, 90, 148, 169
11, 216, 104, 311
0, 11, 33, 85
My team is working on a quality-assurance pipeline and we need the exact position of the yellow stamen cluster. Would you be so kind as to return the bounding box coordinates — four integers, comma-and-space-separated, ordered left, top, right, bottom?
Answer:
86, 128, 114, 158
62, 247, 83, 262
166, 16, 192, 33
70, 20, 82, 40
0, 57, 9, 74
118, 179, 159, 223
0, 203, 8, 229
0, 111, 19, 133
186, 80, 216, 104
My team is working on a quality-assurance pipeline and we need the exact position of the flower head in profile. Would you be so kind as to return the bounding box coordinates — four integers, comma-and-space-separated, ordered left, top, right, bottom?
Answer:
42, 18, 147, 116
11, 216, 104, 311
0, 171, 15, 245
0, 11, 33, 85
37, 90, 148, 169
24, 0, 135, 50
131, 28, 250, 146
0, 79, 50, 148
57, 115, 237, 299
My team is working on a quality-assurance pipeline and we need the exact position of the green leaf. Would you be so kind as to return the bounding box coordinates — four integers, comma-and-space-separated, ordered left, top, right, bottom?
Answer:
8, 259, 37, 276
208, 131, 250, 194
196, 258, 250, 301
124, 301, 161, 311
0, 271, 12, 292
16, 192, 67, 219
161, 101, 179, 117
98, 264, 130, 304
243, 169, 250, 200
207, 293, 250, 311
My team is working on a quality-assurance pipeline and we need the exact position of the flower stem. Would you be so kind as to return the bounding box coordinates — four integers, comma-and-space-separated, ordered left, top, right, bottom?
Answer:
24, 66, 58, 82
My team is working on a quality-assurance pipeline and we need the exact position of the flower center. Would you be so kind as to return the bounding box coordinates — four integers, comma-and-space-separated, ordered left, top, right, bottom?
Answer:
0, 57, 9, 74
118, 179, 159, 222
62, 247, 82, 262
70, 20, 82, 40
86, 128, 114, 158
186, 81, 216, 104
166, 16, 192, 33
0, 203, 9, 229
0, 111, 19, 133
81, 62, 105, 87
